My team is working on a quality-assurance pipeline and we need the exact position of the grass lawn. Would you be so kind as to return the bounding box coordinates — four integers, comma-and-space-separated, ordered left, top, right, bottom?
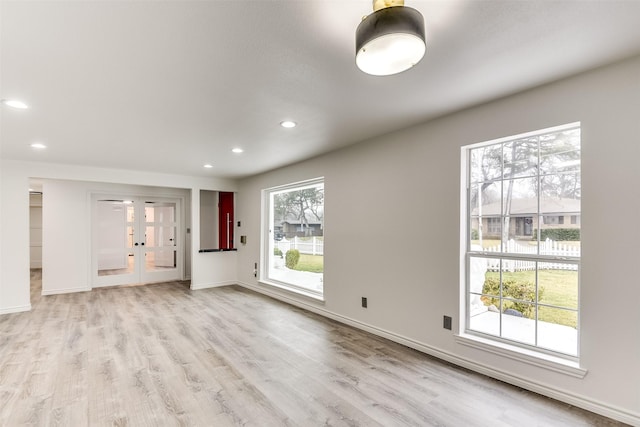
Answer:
485, 269, 578, 328
292, 254, 323, 273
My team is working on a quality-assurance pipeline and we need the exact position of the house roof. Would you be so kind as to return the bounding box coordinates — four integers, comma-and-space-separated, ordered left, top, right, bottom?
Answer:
281, 220, 323, 226
2, 2, 640, 178
471, 198, 580, 216
276, 213, 322, 226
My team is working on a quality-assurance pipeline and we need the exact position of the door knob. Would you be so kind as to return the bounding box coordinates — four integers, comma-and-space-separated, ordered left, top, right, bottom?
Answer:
134, 243, 139, 246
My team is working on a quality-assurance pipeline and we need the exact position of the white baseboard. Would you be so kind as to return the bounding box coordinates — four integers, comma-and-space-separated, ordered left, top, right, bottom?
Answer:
0, 304, 32, 315
237, 281, 639, 426
190, 280, 236, 291
41, 287, 91, 296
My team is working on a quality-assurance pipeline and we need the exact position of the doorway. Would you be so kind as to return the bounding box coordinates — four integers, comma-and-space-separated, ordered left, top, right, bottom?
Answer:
93, 195, 182, 287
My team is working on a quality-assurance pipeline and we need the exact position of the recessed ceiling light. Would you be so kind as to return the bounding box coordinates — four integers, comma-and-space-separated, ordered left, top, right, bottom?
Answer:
232, 148, 244, 154
1, 99, 28, 109
280, 120, 296, 128
204, 164, 213, 168
30, 143, 47, 150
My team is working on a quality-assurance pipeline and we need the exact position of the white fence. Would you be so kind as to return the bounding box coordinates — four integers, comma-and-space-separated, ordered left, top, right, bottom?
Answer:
484, 238, 579, 272
275, 236, 324, 256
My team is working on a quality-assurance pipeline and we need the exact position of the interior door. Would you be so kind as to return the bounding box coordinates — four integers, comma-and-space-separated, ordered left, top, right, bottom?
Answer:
93, 195, 181, 287
142, 200, 179, 283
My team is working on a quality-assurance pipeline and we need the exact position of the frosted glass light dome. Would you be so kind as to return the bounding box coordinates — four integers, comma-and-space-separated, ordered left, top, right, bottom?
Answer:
356, 6, 426, 76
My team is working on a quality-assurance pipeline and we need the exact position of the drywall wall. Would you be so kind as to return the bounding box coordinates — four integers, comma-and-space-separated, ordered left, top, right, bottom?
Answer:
0, 161, 237, 309
0, 165, 31, 313
236, 56, 640, 423
41, 179, 191, 294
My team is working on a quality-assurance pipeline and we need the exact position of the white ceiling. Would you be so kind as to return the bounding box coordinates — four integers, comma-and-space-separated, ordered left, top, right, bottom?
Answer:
2, 1, 640, 179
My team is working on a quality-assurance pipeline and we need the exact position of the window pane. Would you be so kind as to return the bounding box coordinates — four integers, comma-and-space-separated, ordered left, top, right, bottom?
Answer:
501, 303, 536, 346
145, 249, 176, 271
537, 307, 578, 356
539, 128, 580, 175
470, 181, 501, 243
465, 124, 579, 357
470, 255, 492, 296
541, 173, 581, 201
469, 296, 500, 337
538, 264, 578, 310
469, 257, 500, 335
503, 137, 538, 179
470, 145, 502, 183
502, 178, 538, 253
266, 180, 324, 297
502, 178, 538, 216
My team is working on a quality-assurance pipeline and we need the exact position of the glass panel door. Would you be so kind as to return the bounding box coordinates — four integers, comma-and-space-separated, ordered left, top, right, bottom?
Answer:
93, 196, 181, 287
142, 200, 179, 283
95, 199, 138, 286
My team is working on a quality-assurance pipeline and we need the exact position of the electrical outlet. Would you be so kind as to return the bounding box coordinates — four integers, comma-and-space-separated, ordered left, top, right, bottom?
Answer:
361, 297, 367, 308
443, 315, 452, 330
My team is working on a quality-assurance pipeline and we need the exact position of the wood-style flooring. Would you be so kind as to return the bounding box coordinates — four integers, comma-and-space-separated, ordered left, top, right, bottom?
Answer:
0, 270, 626, 426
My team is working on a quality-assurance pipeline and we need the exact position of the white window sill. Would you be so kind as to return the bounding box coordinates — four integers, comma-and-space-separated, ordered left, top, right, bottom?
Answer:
258, 279, 325, 303
455, 333, 587, 379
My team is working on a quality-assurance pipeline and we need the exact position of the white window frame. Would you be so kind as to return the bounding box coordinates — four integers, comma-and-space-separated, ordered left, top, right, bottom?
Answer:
459, 123, 584, 373
260, 177, 324, 300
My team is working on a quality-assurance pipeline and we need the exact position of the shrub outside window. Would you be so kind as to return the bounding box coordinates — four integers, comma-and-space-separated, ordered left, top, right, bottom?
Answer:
464, 123, 580, 357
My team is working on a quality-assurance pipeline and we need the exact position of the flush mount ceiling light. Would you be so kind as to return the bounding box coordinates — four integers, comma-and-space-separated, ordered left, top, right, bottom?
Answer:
203, 164, 213, 169
1, 99, 29, 109
356, 0, 426, 76
30, 143, 47, 150
231, 148, 244, 154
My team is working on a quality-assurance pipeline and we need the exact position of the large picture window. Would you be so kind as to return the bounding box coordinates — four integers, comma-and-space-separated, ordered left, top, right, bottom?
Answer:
464, 123, 580, 357
262, 178, 324, 299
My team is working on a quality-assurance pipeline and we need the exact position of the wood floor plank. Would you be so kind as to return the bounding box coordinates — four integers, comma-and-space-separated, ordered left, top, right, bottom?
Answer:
0, 271, 628, 426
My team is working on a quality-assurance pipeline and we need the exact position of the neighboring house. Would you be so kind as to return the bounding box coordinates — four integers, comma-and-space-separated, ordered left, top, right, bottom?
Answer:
275, 214, 323, 238
470, 197, 580, 240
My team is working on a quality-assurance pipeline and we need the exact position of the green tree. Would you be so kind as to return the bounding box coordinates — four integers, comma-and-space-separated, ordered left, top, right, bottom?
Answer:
274, 186, 324, 236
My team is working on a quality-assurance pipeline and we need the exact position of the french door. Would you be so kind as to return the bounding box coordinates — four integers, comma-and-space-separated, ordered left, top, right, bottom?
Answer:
93, 195, 182, 287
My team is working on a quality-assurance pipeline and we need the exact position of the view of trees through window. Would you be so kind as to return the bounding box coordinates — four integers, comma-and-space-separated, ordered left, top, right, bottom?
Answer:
465, 123, 580, 356
265, 179, 324, 297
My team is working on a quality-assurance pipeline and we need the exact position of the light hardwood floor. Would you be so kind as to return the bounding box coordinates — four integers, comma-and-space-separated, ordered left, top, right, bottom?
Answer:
0, 270, 626, 426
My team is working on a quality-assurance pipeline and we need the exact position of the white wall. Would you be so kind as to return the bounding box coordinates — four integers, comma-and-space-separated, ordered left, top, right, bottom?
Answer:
41, 179, 193, 294
0, 165, 31, 314
236, 56, 640, 424
0, 161, 238, 307
199, 190, 219, 250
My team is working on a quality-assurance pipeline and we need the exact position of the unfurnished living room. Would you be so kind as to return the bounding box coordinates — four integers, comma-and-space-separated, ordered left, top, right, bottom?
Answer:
1, 1, 639, 426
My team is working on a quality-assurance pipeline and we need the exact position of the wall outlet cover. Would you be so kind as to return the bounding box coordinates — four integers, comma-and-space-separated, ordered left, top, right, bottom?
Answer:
443, 315, 452, 330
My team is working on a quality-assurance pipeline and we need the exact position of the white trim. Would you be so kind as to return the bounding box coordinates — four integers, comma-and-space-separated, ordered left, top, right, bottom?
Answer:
0, 304, 32, 314
261, 177, 325, 299
190, 280, 237, 290
468, 121, 580, 149
461, 123, 582, 358
265, 176, 325, 194
42, 287, 91, 296
258, 279, 325, 302
455, 333, 586, 378
237, 280, 638, 426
